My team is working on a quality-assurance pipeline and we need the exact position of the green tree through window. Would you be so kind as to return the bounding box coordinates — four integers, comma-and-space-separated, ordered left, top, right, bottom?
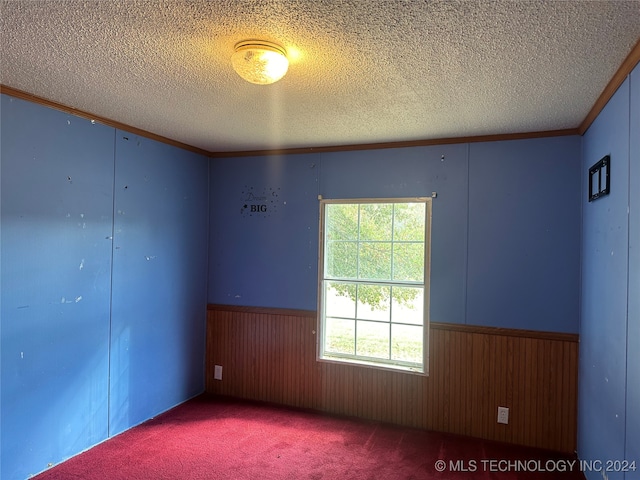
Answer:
318, 198, 431, 373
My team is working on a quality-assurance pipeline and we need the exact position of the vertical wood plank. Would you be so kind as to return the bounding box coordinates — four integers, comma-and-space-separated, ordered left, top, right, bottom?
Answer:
206, 307, 579, 453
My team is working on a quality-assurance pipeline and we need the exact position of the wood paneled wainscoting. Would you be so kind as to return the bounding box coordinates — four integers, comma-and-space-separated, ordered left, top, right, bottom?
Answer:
206, 304, 579, 453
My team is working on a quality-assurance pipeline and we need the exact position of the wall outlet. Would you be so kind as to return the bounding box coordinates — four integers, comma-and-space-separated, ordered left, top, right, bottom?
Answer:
214, 365, 223, 381
497, 406, 509, 424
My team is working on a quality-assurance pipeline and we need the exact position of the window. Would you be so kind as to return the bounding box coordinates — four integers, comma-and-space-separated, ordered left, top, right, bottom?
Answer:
318, 198, 431, 374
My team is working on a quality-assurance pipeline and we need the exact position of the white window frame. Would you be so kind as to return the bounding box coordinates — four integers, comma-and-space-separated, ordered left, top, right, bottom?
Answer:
317, 197, 432, 375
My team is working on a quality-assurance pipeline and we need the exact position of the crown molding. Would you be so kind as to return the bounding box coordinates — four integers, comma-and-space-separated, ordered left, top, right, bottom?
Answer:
0, 85, 211, 157
579, 37, 640, 135
208, 129, 580, 158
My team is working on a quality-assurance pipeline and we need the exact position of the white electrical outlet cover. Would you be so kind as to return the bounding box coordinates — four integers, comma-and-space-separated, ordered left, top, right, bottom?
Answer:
497, 406, 509, 424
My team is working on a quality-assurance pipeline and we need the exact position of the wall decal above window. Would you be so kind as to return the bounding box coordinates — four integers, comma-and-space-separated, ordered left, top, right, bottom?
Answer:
588, 155, 610, 202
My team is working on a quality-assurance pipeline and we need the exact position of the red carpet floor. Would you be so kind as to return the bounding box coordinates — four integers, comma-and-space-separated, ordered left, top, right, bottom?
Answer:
33, 394, 585, 479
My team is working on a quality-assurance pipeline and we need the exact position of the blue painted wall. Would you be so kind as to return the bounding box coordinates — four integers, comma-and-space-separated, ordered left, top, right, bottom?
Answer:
467, 138, 581, 331
208, 137, 581, 333
627, 65, 640, 480
208, 155, 319, 310
1, 95, 209, 480
578, 63, 639, 480
109, 132, 209, 435
1, 96, 114, 480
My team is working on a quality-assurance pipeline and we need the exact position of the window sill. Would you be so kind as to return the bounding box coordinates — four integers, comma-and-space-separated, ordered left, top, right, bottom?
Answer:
318, 355, 427, 376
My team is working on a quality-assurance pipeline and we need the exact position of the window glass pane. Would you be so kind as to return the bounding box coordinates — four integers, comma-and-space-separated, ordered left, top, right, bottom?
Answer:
320, 199, 429, 373
325, 241, 357, 279
393, 203, 425, 241
359, 204, 392, 241
325, 318, 355, 355
356, 320, 390, 359
391, 286, 424, 325
356, 284, 390, 321
325, 282, 356, 319
392, 243, 424, 281
359, 242, 391, 280
391, 324, 423, 363
326, 204, 359, 241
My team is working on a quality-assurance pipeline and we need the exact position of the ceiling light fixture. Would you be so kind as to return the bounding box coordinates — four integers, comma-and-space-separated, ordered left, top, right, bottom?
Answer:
231, 40, 289, 85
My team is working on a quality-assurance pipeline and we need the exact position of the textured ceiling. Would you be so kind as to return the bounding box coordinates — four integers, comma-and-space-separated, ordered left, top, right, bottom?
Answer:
1, 0, 639, 153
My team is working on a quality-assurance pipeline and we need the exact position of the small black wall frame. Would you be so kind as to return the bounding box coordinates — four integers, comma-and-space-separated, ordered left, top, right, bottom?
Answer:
588, 155, 610, 202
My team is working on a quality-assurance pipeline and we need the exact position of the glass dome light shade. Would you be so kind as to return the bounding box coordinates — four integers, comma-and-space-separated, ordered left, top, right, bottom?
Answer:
231, 41, 289, 85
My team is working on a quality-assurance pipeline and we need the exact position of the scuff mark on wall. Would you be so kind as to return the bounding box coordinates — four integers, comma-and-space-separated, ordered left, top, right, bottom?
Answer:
59, 296, 83, 303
